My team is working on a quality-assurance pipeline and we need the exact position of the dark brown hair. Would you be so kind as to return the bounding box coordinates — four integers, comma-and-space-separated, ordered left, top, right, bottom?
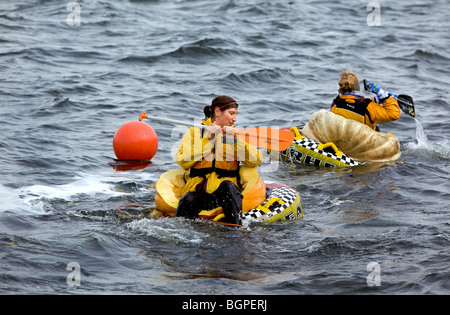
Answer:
203, 95, 238, 119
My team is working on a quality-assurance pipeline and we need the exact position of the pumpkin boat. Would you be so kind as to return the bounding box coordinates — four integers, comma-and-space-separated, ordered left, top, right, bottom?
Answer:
270, 109, 401, 167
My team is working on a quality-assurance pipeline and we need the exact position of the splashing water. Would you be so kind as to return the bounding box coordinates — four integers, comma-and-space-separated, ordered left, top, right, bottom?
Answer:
404, 118, 449, 161
415, 118, 429, 147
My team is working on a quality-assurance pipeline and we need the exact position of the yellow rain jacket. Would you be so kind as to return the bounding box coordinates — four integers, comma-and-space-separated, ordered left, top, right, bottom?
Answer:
330, 94, 401, 130
175, 118, 263, 196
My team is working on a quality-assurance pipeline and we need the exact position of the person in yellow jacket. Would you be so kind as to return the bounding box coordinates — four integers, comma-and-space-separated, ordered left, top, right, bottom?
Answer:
174, 95, 263, 225
330, 70, 401, 131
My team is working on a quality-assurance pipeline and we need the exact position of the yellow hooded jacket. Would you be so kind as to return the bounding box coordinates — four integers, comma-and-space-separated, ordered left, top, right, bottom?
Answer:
330, 94, 401, 130
175, 118, 263, 196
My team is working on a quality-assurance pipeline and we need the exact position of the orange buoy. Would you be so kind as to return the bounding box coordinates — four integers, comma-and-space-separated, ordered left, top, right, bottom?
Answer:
113, 121, 158, 160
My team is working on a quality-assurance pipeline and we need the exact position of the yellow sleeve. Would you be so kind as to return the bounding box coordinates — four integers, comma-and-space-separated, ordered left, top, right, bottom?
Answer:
174, 127, 215, 170
367, 96, 401, 123
235, 138, 263, 167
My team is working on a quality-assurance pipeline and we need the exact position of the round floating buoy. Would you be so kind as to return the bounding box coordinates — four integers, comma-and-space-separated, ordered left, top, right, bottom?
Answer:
113, 121, 158, 160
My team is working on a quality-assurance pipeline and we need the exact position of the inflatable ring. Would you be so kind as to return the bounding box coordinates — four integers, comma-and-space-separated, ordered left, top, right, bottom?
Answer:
155, 168, 302, 224
241, 182, 303, 223
269, 126, 360, 167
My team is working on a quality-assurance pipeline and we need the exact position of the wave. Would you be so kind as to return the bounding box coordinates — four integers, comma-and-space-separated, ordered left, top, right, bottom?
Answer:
119, 37, 257, 65
410, 49, 449, 63
221, 67, 294, 89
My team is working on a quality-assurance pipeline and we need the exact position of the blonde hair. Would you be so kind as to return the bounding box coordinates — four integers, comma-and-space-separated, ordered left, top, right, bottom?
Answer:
338, 70, 359, 94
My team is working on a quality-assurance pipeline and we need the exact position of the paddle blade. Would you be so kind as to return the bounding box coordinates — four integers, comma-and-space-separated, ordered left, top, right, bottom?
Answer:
234, 128, 294, 151
397, 94, 415, 117
363, 80, 416, 117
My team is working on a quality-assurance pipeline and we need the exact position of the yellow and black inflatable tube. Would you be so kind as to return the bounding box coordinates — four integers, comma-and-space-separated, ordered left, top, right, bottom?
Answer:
240, 182, 302, 223
155, 166, 302, 224
269, 126, 360, 167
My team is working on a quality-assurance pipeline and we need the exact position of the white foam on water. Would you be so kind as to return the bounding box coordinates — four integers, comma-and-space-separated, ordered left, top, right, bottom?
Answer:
5, 170, 157, 214
0, 184, 32, 214
23, 173, 123, 201
126, 217, 209, 245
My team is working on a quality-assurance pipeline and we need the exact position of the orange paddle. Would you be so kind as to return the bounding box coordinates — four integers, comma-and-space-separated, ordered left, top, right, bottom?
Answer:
139, 112, 294, 151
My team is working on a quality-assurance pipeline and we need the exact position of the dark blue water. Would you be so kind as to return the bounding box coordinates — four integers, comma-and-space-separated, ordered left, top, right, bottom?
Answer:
1, 0, 449, 295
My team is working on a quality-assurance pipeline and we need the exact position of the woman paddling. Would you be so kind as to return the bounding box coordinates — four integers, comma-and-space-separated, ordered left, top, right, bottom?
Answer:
330, 70, 401, 131
174, 95, 263, 225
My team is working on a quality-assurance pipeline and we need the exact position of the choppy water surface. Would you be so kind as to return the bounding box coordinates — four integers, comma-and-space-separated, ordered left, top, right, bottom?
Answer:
1, 0, 449, 295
